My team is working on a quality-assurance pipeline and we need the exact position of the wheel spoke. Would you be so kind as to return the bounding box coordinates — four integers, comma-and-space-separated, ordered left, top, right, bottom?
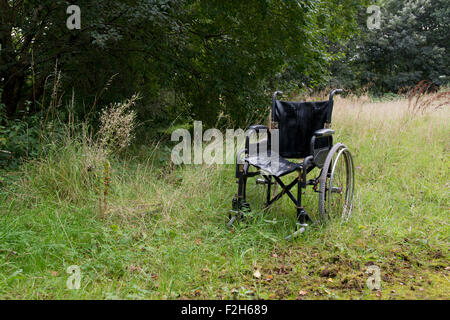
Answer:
319, 144, 355, 221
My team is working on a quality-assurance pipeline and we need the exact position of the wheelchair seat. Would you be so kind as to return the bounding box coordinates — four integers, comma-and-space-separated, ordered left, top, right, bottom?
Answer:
245, 151, 303, 177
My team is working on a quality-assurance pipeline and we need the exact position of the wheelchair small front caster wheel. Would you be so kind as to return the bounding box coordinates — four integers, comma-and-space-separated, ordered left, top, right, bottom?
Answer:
284, 223, 308, 240
227, 210, 245, 228
226, 215, 238, 229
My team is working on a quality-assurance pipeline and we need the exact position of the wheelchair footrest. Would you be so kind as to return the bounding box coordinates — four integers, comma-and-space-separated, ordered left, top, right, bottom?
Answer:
228, 198, 252, 228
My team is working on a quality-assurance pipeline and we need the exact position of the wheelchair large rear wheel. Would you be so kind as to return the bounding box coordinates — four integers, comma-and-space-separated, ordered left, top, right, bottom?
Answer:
318, 143, 355, 221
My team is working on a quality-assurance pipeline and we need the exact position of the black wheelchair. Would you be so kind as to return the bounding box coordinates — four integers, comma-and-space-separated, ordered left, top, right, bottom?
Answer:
228, 90, 355, 238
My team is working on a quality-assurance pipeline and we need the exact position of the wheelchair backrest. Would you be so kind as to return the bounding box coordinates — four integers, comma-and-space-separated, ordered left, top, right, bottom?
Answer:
272, 98, 333, 159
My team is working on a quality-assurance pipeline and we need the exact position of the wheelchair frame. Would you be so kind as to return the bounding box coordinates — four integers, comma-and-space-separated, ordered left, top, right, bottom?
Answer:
228, 89, 355, 237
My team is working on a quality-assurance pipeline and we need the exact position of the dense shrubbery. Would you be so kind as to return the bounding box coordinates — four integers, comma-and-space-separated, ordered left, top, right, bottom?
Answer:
0, 0, 364, 127
0, 100, 41, 167
329, 0, 449, 94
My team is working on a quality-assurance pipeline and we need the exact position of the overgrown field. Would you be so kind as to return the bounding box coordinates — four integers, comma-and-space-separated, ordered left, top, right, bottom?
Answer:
0, 96, 448, 299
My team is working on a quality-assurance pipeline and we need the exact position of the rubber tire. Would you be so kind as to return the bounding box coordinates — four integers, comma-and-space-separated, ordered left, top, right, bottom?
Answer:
318, 143, 352, 221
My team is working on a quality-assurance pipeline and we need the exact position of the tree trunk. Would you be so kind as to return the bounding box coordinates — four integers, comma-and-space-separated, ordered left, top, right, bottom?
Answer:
2, 68, 25, 117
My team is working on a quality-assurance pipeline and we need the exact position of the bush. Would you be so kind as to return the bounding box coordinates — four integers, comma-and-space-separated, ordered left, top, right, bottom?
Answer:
0, 102, 41, 168
12, 95, 138, 206
329, 0, 450, 94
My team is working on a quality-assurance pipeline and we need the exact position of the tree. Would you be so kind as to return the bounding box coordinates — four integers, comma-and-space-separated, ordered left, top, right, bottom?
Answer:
1, 0, 364, 126
330, 0, 450, 93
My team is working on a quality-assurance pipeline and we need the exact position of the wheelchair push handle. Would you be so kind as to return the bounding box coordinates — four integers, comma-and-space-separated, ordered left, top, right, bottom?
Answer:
271, 91, 283, 121
273, 91, 283, 98
329, 89, 344, 101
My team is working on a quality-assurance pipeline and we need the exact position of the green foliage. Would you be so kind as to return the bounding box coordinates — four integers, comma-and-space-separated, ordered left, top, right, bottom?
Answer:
1, 0, 363, 127
0, 101, 41, 168
330, 0, 450, 94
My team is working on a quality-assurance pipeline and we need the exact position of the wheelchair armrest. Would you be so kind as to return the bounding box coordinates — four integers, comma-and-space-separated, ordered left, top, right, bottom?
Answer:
310, 129, 334, 168
313, 128, 335, 137
248, 125, 269, 132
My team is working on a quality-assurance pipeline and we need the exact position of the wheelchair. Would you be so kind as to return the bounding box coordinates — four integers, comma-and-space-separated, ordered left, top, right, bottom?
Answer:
228, 90, 355, 238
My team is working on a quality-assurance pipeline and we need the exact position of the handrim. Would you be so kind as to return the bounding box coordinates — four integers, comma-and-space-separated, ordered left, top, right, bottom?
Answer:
319, 143, 355, 221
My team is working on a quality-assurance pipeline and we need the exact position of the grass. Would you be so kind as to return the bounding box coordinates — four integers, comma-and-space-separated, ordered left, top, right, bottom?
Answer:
0, 96, 448, 300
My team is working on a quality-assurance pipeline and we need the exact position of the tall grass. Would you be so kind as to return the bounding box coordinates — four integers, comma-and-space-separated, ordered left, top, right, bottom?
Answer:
0, 94, 448, 299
